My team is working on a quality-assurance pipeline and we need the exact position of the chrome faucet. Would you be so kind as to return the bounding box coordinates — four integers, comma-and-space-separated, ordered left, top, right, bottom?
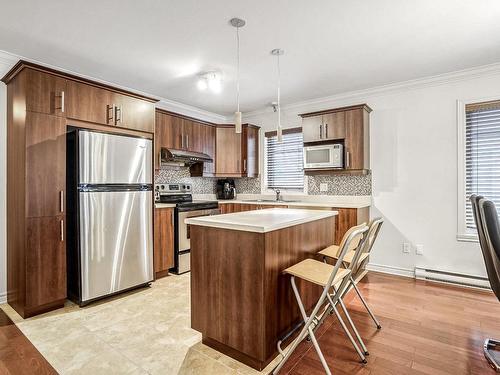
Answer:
275, 189, 281, 202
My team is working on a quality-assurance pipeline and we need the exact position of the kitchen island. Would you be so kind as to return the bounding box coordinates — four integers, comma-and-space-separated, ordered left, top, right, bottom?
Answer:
186, 208, 337, 370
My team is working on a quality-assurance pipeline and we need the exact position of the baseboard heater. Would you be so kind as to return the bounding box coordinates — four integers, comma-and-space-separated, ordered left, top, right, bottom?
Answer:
414, 267, 491, 290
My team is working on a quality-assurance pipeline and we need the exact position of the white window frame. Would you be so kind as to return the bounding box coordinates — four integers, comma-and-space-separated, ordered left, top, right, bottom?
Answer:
456, 96, 500, 242
262, 131, 307, 195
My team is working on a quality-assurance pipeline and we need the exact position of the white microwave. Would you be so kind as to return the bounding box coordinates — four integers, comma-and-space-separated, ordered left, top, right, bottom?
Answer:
303, 144, 343, 169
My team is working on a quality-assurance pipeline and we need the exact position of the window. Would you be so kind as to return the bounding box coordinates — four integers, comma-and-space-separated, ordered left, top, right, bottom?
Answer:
265, 128, 304, 191
459, 99, 500, 238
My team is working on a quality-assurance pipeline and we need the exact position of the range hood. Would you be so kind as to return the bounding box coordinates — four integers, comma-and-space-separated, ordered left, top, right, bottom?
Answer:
160, 147, 213, 166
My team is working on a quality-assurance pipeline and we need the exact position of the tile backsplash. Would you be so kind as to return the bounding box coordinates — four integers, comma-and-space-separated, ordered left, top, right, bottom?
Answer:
307, 172, 371, 196
155, 168, 261, 194
155, 168, 371, 196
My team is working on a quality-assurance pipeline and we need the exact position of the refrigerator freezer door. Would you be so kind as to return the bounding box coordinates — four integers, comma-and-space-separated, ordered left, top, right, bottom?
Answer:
79, 190, 153, 302
79, 131, 152, 184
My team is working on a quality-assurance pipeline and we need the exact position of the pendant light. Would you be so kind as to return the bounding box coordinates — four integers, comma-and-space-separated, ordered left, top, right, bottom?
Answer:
271, 48, 284, 142
230, 18, 245, 133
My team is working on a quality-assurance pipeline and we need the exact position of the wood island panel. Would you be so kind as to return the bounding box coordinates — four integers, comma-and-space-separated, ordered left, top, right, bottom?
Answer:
190, 216, 335, 370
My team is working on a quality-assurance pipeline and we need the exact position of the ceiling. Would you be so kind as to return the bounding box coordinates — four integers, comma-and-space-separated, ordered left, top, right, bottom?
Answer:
1, 0, 500, 115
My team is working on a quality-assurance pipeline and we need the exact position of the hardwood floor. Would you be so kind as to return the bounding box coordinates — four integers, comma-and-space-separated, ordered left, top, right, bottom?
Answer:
281, 272, 500, 375
1, 272, 500, 374
0, 309, 56, 374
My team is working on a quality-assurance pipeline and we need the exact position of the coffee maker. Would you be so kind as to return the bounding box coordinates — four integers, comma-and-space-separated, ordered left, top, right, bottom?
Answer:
216, 179, 236, 200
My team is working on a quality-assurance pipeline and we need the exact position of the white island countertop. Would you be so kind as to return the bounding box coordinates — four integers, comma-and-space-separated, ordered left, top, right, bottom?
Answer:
185, 208, 338, 233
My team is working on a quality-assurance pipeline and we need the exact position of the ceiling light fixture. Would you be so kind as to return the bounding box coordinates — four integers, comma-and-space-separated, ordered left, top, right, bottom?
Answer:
197, 71, 222, 94
271, 48, 284, 142
230, 17, 245, 134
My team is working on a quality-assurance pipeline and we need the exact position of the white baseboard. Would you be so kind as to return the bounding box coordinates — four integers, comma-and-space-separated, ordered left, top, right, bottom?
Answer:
0, 291, 6, 304
366, 263, 415, 278
415, 267, 490, 290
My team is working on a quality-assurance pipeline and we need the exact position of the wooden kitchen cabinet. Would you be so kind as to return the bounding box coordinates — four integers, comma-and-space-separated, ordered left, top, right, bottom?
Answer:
25, 69, 67, 116
3, 66, 68, 318
242, 125, 259, 177
25, 112, 66, 218
113, 94, 155, 133
154, 207, 175, 278
25, 216, 66, 311
344, 108, 370, 170
66, 80, 116, 126
155, 110, 216, 175
66, 80, 155, 132
300, 104, 371, 173
216, 126, 242, 176
215, 124, 260, 177
323, 111, 345, 140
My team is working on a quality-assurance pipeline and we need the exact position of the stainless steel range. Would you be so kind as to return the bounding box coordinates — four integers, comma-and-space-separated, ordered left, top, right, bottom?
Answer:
155, 183, 219, 274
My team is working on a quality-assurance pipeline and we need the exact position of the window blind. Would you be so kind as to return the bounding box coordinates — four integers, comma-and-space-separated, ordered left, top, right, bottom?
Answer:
266, 131, 304, 190
465, 100, 500, 230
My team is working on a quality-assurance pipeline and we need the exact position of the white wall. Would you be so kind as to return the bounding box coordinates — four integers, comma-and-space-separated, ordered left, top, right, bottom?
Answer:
244, 67, 500, 278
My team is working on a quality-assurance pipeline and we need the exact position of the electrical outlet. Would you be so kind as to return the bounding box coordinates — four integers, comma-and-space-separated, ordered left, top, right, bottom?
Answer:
403, 243, 411, 254
416, 244, 424, 255
320, 183, 328, 192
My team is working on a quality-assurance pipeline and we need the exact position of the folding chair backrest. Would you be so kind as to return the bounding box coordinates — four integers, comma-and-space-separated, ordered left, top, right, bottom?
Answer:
326, 224, 369, 292
338, 223, 367, 253
365, 217, 384, 255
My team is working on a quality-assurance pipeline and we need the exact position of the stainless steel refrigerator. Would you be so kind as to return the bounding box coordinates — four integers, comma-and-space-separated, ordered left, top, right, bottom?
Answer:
67, 129, 153, 305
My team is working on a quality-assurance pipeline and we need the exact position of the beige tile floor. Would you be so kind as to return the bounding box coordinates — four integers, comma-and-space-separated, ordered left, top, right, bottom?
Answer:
1, 274, 282, 375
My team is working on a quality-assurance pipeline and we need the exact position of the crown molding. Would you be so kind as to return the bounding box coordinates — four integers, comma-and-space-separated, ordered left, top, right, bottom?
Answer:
156, 98, 228, 124
0, 49, 228, 123
243, 61, 500, 119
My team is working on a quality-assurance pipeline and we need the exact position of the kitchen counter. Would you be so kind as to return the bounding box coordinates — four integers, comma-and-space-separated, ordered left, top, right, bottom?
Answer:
185, 208, 337, 233
189, 208, 335, 370
154, 203, 176, 208
194, 194, 371, 209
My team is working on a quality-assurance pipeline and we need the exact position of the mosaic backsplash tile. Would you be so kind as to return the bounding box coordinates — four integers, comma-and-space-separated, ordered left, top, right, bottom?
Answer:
155, 167, 371, 196
155, 168, 261, 194
307, 172, 371, 196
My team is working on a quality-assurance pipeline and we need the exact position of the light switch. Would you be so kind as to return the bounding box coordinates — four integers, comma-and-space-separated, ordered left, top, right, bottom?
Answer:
320, 183, 328, 192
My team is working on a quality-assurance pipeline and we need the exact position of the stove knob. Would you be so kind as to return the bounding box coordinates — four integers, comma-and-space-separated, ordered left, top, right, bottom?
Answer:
161, 185, 165, 190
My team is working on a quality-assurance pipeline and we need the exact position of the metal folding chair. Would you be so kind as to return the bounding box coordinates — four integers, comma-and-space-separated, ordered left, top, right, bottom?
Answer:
273, 224, 369, 375
319, 218, 384, 329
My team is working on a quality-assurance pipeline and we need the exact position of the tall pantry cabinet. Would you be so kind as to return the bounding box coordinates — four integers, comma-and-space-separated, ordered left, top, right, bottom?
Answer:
4, 67, 67, 318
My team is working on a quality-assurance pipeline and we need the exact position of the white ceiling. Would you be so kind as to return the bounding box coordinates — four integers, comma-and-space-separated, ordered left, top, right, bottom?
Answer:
1, 0, 500, 115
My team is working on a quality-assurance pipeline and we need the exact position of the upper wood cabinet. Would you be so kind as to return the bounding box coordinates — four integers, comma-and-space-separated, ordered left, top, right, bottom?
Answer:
25, 69, 66, 116
300, 104, 371, 172
215, 124, 260, 177
155, 110, 217, 176
216, 126, 242, 176
66, 81, 155, 132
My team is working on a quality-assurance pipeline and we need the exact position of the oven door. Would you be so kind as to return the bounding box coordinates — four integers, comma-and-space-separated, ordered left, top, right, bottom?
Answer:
178, 208, 220, 252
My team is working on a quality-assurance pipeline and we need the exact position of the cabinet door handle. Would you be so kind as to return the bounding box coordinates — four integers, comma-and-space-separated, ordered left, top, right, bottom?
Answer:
55, 91, 65, 113
319, 124, 323, 139
107, 104, 115, 124
346, 151, 350, 169
60, 190, 64, 213
186, 135, 189, 149
243, 159, 247, 172
325, 123, 328, 138
114, 105, 122, 125
60, 219, 64, 242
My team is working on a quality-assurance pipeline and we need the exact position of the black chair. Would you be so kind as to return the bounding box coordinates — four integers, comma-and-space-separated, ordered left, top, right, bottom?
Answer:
470, 195, 500, 372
